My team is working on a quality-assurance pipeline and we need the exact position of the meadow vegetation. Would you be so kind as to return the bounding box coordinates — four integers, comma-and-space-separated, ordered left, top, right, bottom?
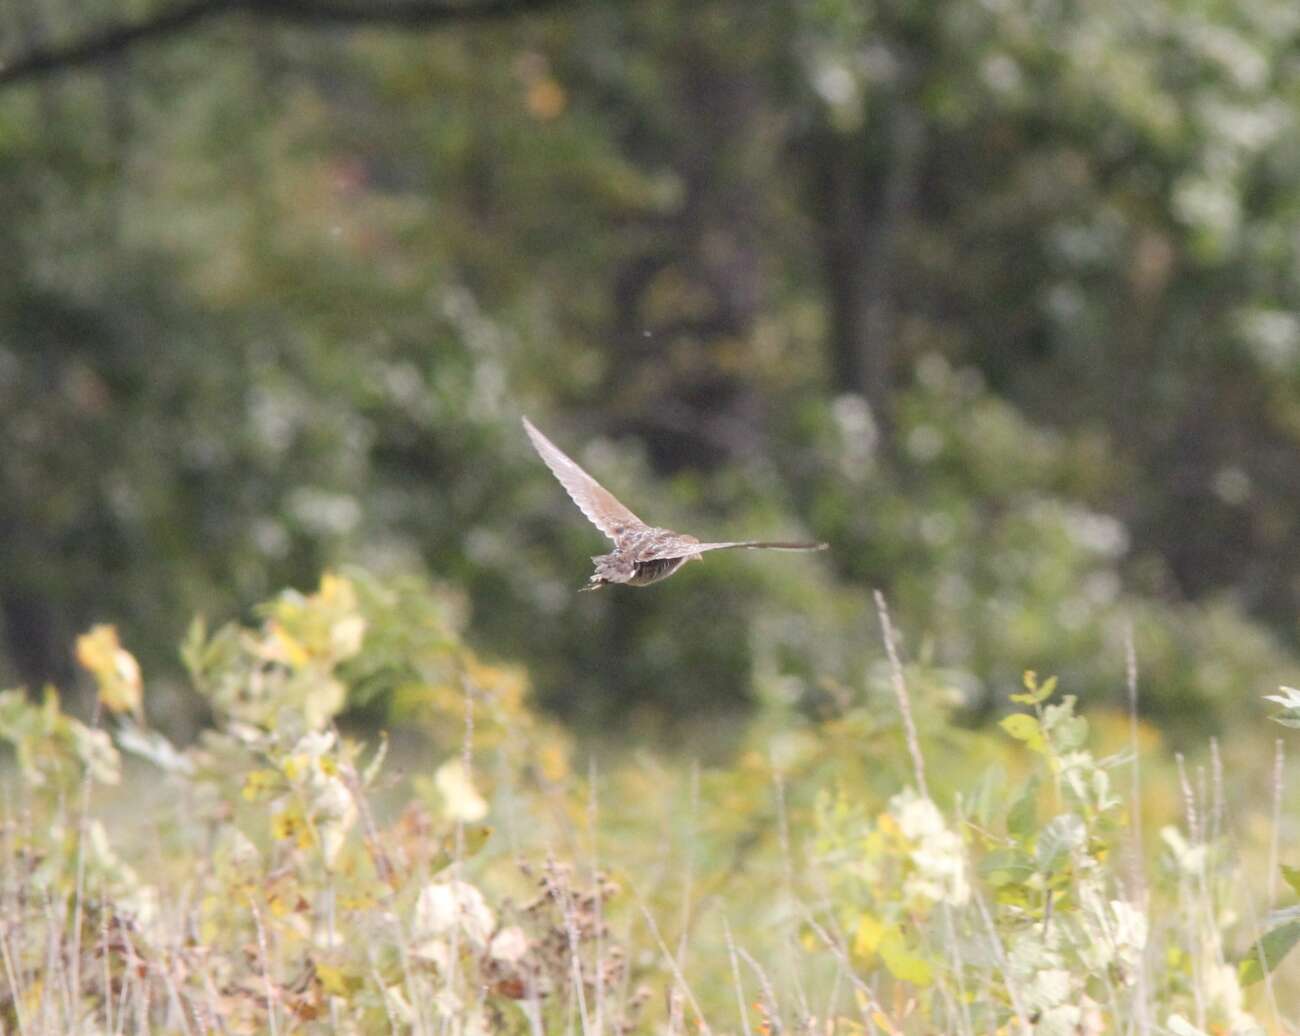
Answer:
3, 1, 1300, 1031
1, 571, 1296, 1034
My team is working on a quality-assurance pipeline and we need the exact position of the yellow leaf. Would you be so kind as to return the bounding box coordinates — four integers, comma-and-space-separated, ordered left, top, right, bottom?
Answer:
242, 769, 278, 801
75, 624, 142, 717
318, 572, 350, 605
538, 740, 570, 783
273, 807, 310, 845
526, 77, 567, 120
870, 1010, 900, 1036
879, 928, 933, 987
853, 913, 886, 960
266, 623, 311, 670
315, 962, 357, 997
23, 978, 43, 1019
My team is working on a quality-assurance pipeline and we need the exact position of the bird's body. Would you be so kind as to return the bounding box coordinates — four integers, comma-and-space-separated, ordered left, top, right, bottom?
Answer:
588, 525, 699, 587
522, 416, 826, 590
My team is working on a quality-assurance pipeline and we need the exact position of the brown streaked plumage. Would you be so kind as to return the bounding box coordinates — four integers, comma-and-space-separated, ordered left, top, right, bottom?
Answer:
522, 416, 827, 590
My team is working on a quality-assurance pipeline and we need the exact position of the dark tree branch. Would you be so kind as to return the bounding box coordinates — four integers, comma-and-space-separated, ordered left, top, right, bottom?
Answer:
254, 0, 571, 26
0, 0, 570, 89
0, 0, 236, 87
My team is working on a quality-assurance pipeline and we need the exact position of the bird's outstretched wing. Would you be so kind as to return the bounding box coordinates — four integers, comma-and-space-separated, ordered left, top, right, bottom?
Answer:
522, 416, 646, 544
642, 539, 828, 561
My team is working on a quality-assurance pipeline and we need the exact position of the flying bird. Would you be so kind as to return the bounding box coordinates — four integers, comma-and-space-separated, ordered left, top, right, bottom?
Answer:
522, 416, 827, 590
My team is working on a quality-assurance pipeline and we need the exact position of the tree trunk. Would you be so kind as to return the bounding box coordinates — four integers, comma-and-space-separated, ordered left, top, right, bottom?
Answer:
815, 97, 924, 440
1, 587, 73, 693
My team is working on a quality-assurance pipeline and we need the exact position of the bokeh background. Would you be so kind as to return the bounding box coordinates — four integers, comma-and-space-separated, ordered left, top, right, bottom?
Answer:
2, 0, 1299, 742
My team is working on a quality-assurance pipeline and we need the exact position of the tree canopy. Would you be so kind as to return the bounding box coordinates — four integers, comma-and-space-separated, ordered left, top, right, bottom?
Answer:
1, 0, 1297, 734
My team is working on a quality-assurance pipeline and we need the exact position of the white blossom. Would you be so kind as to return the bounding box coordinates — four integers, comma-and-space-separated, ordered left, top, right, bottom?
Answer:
890, 789, 970, 905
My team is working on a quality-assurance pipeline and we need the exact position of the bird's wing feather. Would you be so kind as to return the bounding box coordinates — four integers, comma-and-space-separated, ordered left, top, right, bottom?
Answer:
522, 416, 645, 544
642, 539, 828, 560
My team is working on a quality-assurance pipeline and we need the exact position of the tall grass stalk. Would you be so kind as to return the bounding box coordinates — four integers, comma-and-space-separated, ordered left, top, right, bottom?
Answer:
874, 591, 928, 800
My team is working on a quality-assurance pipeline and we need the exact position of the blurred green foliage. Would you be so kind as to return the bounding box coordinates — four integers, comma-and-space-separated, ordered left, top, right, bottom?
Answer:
0, 0, 1298, 736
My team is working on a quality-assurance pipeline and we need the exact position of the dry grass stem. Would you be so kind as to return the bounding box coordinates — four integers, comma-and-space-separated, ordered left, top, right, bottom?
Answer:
873, 590, 928, 800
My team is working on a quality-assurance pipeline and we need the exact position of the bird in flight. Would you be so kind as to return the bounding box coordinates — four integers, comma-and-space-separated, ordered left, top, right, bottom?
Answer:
522, 416, 827, 590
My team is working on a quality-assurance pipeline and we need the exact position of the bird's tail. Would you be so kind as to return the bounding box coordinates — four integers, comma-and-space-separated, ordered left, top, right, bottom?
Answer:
743, 541, 828, 551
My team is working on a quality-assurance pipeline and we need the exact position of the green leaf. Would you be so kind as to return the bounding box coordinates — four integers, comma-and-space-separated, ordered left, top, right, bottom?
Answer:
1008, 777, 1039, 840
1239, 921, 1300, 986
1035, 814, 1086, 875
1053, 714, 1090, 752
180, 615, 207, 683
979, 848, 1036, 887
1041, 697, 1089, 752
1282, 864, 1300, 898
1011, 672, 1058, 705
967, 764, 1005, 829
363, 731, 389, 787
461, 824, 493, 858
1000, 713, 1047, 754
